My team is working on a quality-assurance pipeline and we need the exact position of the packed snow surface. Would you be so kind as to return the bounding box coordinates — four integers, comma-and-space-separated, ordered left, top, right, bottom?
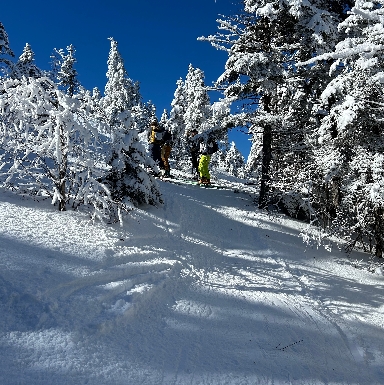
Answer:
0, 175, 383, 384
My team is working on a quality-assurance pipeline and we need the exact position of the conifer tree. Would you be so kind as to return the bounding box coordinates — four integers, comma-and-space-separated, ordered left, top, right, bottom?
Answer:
184, 64, 211, 134
133, 100, 157, 150
102, 37, 137, 125
11, 43, 42, 79
132, 101, 154, 133
168, 65, 230, 174
0, 76, 113, 217
224, 141, 245, 178
129, 82, 156, 137
177, 65, 216, 172
101, 38, 161, 214
244, 131, 262, 181
160, 109, 170, 129
0, 22, 14, 77
50, 45, 80, 97
46, 44, 82, 210
201, 0, 348, 209
90, 87, 103, 119
58, 44, 79, 97
299, 0, 384, 257
0, 30, 160, 222
168, 78, 187, 164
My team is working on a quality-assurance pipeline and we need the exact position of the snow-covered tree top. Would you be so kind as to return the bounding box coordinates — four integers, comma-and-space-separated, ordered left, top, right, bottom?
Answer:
18, 43, 34, 63
103, 37, 138, 118
0, 22, 14, 57
299, 1, 384, 71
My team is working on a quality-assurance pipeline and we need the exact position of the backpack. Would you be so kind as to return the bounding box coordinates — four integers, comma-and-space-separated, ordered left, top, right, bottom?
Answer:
150, 126, 164, 143
155, 131, 164, 141
207, 140, 219, 155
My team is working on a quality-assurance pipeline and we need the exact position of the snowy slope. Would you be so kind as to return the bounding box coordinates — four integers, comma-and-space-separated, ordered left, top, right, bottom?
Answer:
0, 178, 383, 385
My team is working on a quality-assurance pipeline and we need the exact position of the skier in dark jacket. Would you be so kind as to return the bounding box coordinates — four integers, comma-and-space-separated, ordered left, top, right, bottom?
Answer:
148, 119, 165, 170
198, 136, 218, 185
161, 129, 173, 177
187, 129, 199, 179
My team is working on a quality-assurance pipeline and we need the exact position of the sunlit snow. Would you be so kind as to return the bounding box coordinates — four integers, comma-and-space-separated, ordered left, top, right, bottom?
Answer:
0, 173, 383, 384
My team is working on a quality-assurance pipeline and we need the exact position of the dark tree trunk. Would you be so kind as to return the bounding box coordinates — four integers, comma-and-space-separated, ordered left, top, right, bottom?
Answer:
258, 94, 272, 209
58, 125, 67, 211
374, 206, 384, 258
58, 167, 66, 211
258, 124, 272, 209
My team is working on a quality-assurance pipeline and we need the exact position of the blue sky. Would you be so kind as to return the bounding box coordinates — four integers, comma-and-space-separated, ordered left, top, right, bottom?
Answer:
2, 0, 251, 157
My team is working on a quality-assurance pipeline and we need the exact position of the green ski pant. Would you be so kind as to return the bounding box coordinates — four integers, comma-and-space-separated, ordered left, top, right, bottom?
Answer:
198, 155, 211, 179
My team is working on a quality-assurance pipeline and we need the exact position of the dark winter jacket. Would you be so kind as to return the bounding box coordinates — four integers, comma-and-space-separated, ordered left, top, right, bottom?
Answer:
162, 130, 173, 146
200, 139, 218, 156
187, 131, 199, 155
149, 124, 165, 144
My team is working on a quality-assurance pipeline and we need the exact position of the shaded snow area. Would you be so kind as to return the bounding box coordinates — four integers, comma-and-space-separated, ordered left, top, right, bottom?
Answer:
0, 177, 384, 385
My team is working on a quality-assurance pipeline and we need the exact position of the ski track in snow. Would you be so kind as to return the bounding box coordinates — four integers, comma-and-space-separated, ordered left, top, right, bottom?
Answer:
0, 179, 384, 384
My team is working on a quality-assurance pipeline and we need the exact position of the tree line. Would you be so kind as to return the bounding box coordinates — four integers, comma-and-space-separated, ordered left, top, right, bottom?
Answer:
0, 32, 162, 224
198, 0, 384, 259
1, 0, 384, 259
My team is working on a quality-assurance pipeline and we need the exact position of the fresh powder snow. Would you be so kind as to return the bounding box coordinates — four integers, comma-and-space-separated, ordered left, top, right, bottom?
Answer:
0, 174, 383, 385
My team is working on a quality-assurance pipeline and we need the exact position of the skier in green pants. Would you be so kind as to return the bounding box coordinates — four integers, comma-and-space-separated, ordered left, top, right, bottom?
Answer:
198, 136, 218, 185
198, 153, 211, 185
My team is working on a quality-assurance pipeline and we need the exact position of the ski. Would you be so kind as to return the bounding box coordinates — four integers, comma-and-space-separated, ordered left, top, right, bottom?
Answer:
160, 176, 228, 190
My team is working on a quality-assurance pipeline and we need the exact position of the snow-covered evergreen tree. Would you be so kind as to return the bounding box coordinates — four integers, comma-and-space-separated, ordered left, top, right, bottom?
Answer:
11, 43, 42, 79
133, 100, 157, 151
184, 64, 212, 134
210, 97, 231, 141
201, 0, 348, 209
100, 38, 162, 213
129, 82, 156, 138
50, 45, 80, 97
299, 0, 384, 257
132, 101, 154, 135
224, 141, 245, 178
169, 64, 228, 174
160, 109, 170, 129
0, 22, 14, 77
168, 78, 187, 164
88, 87, 102, 116
102, 38, 137, 125
166, 66, 212, 173
45, 45, 83, 208
0, 76, 114, 218
245, 131, 262, 181
0, 28, 162, 223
